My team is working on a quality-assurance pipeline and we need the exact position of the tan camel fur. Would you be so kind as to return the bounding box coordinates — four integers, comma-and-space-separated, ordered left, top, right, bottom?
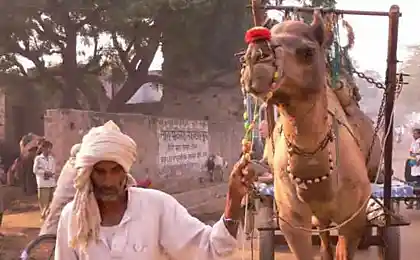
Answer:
328, 72, 382, 182
240, 11, 373, 260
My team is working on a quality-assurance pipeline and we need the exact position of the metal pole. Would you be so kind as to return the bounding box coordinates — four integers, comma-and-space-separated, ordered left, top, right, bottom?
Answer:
383, 5, 400, 227
250, 5, 402, 17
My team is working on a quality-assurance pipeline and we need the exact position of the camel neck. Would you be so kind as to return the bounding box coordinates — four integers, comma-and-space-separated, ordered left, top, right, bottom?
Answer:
280, 90, 329, 150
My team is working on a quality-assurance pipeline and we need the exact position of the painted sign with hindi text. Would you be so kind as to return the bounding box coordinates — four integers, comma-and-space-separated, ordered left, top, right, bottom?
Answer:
157, 118, 209, 168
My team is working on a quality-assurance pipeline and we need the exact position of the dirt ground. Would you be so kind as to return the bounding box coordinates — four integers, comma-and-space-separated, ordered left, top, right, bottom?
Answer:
0, 195, 42, 260
231, 207, 420, 260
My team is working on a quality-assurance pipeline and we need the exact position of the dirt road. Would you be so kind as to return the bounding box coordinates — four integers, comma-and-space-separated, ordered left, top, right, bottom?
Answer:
231, 207, 420, 260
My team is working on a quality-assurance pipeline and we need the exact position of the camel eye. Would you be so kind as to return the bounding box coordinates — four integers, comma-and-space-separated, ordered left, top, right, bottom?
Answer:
296, 46, 315, 62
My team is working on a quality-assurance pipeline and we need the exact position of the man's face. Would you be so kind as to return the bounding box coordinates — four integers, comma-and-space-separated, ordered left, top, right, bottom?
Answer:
91, 161, 127, 201
413, 130, 420, 140
43, 146, 51, 155
259, 120, 268, 138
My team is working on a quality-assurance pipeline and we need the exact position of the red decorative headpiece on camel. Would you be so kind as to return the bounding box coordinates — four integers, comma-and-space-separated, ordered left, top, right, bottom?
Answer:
245, 26, 271, 44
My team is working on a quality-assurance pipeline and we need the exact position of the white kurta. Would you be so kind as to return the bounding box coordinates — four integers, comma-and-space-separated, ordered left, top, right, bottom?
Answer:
33, 154, 57, 188
55, 187, 238, 260
39, 159, 78, 235
410, 139, 420, 176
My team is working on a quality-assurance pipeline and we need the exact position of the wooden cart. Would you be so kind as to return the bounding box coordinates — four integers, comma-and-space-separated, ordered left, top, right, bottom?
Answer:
254, 181, 412, 260
246, 2, 404, 260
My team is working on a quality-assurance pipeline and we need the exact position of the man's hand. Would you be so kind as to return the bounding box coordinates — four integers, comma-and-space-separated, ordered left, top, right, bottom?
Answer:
227, 158, 256, 203
44, 171, 53, 179
223, 158, 256, 237
224, 158, 256, 219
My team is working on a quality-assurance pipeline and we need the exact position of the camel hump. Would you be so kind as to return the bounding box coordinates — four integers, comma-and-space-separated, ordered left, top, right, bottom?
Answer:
326, 77, 382, 182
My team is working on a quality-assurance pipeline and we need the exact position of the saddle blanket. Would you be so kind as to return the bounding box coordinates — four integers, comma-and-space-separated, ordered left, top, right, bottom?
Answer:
256, 180, 415, 198
371, 180, 415, 198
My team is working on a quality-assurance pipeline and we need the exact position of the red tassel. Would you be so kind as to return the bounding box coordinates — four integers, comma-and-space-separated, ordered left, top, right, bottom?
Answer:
245, 26, 271, 44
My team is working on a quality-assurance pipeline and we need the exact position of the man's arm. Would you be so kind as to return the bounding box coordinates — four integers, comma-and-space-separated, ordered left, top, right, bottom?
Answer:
54, 203, 78, 259
33, 156, 45, 176
159, 192, 238, 260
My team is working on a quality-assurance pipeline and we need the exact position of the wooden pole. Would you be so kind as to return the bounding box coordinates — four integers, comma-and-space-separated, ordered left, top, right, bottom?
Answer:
381, 6, 400, 260
249, 2, 276, 260
251, 0, 263, 25
250, 5, 402, 17
383, 4, 400, 226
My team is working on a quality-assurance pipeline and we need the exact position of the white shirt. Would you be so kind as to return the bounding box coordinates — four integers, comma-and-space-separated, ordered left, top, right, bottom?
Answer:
214, 155, 228, 169
33, 154, 57, 188
55, 188, 238, 260
410, 139, 420, 177
39, 158, 77, 235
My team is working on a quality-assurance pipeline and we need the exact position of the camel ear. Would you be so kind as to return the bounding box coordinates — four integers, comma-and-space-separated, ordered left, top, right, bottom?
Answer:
310, 9, 325, 46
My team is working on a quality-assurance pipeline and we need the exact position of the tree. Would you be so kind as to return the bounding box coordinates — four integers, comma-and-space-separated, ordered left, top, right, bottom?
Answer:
0, 0, 113, 110
104, 0, 247, 111
307, 0, 336, 7
161, 0, 338, 91
160, 0, 250, 92
102, 1, 165, 111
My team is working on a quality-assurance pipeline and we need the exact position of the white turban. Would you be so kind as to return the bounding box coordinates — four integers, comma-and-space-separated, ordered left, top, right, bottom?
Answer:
75, 120, 137, 172
70, 143, 81, 158
70, 121, 138, 252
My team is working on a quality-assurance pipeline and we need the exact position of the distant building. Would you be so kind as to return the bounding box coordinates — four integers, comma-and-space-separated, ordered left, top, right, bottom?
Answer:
101, 70, 163, 104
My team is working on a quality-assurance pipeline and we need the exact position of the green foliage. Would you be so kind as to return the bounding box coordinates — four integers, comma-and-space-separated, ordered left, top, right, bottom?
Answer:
0, 0, 340, 108
161, 0, 250, 87
0, 0, 116, 109
309, 0, 336, 8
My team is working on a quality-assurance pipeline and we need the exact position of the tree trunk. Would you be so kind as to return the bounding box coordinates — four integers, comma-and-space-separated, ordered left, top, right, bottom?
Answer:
59, 86, 81, 109
60, 24, 83, 110
77, 82, 101, 111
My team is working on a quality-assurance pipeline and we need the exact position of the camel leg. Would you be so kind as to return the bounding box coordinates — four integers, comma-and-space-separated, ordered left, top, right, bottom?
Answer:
318, 220, 334, 260
335, 214, 366, 260
278, 211, 314, 260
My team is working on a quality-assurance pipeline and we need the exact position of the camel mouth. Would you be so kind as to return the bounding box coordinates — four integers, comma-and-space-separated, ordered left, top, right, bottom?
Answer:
271, 88, 291, 105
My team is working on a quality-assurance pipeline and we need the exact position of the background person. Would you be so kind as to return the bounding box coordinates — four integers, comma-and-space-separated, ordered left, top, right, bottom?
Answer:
405, 125, 420, 209
39, 143, 81, 235
33, 140, 56, 220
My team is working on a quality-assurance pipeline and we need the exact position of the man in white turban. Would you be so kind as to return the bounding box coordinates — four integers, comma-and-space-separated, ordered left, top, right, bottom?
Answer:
55, 121, 254, 259
41, 141, 138, 236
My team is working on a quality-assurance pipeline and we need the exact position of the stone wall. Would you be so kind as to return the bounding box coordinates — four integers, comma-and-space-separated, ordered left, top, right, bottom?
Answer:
44, 109, 243, 193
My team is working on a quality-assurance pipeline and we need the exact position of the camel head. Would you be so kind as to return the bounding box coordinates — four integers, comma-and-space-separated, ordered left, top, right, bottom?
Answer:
240, 10, 327, 106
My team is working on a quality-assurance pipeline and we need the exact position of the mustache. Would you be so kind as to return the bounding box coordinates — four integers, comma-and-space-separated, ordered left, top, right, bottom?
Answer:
96, 186, 119, 193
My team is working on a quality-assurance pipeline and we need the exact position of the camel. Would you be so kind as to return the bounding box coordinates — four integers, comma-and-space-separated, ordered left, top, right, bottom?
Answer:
240, 10, 381, 259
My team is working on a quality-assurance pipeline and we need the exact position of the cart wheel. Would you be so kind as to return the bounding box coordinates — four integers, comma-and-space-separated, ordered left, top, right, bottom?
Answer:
256, 196, 275, 260
377, 226, 401, 260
